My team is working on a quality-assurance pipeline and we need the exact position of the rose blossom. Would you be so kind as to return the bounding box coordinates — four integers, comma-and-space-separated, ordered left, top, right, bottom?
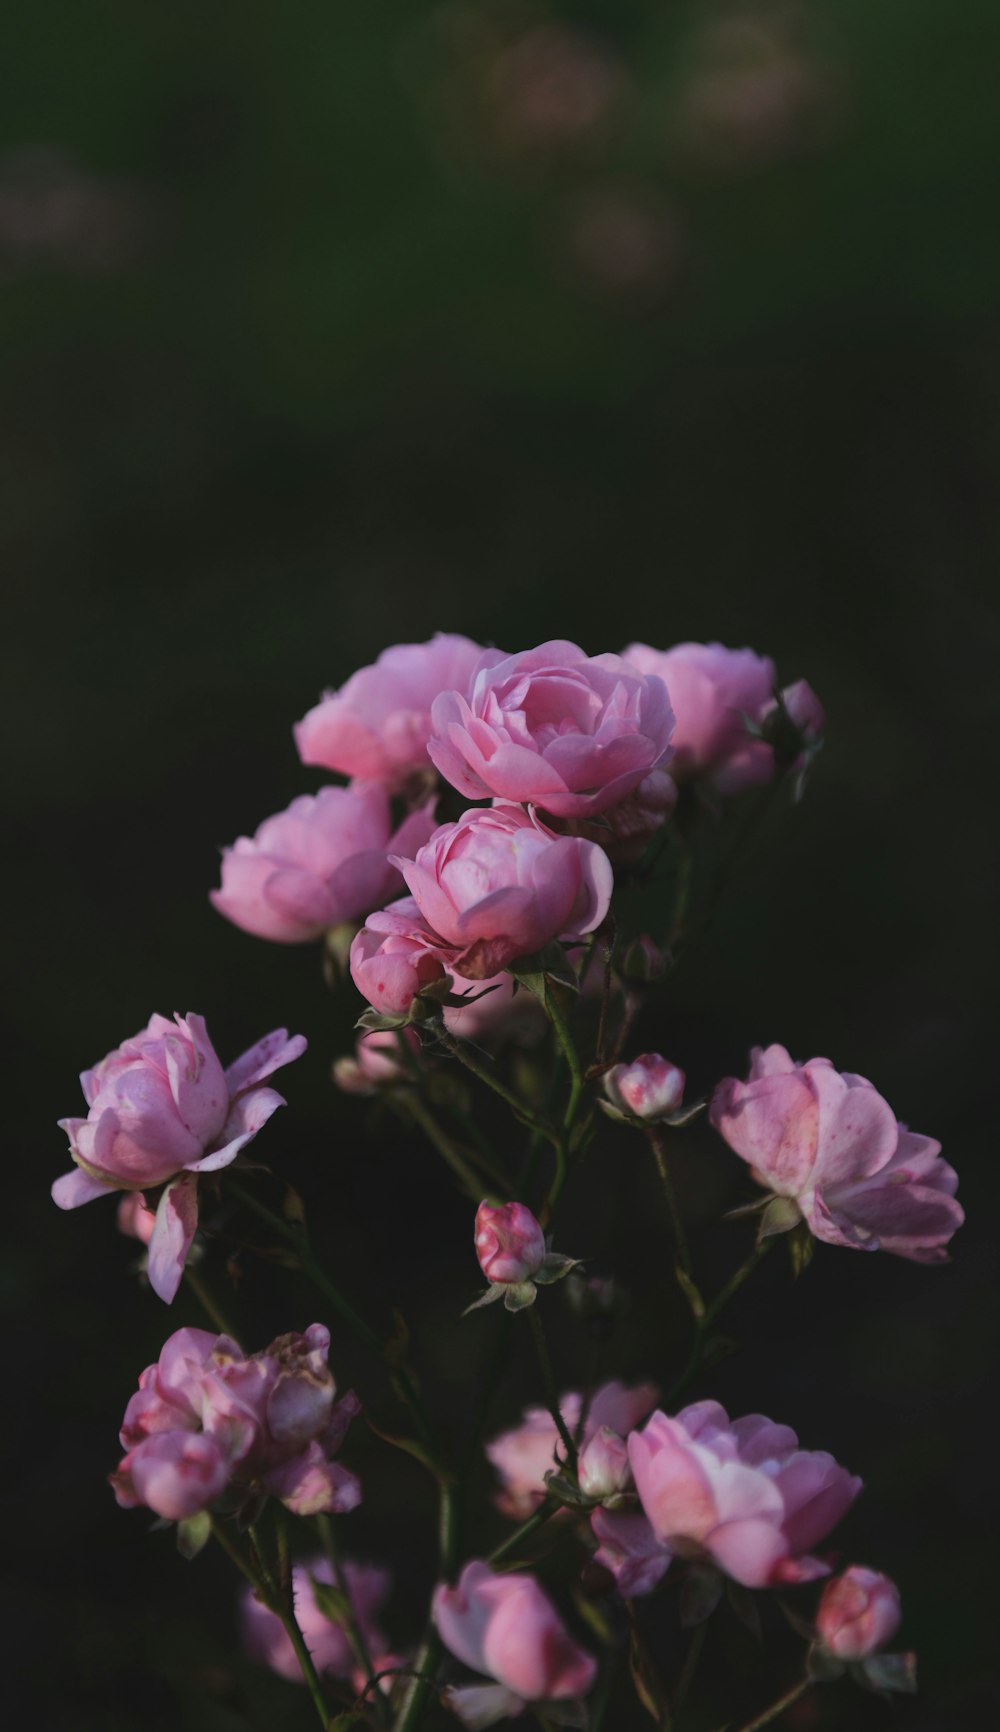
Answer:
111, 1323, 361, 1523
487, 1381, 659, 1519
350, 805, 613, 1013
603, 1054, 685, 1122
623, 641, 822, 794
710, 1044, 963, 1262
295, 634, 485, 788
433, 1561, 596, 1727
210, 783, 436, 944
475, 1202, 546, 1285
428, 638, 674, 818
52, 1016, 306, 1302
627, 1400, 861, 1588
242, 1556, 390, 1682
815, 1566, 902, 1661
332, 1028, 421, 1095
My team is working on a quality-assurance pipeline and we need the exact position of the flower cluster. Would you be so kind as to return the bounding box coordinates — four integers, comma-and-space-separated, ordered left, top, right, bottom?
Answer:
111, 1323, 360, 1524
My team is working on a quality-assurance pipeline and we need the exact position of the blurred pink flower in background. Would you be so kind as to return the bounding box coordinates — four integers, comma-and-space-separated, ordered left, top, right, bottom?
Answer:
624, 641, 778, 794
487, 1380, 658, 1519
710, 1044, 963, 1261
627, 1399, 861, 1588
211, 783, 436, 944
112, 1323, 361, 1522
52, 1017, 306, 1301
295, 634, 484, 789
442, 971, 547, 1046
333, 1027, 420, 1095
433, 1560, 596, 1726
429, 639, 674, 818
242, 1555, 390, 1681
485, 24, 627, 153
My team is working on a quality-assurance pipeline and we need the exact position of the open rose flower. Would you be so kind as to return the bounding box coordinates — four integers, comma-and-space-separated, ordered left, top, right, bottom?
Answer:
710, 1044, 963, 1262
428, 639, 674, 818
625, 1400, 861, 1590
487, 1381, 659, 1519
110, 1316, 360, 1524
295, 634, 485, 788
350, 805, 613, 1014
210, 783, 436, 944
242, 1556, 390, 1683
433, 1561, 596, 1728
52, 1016, 306, 1302
111, 1324, 361, 1524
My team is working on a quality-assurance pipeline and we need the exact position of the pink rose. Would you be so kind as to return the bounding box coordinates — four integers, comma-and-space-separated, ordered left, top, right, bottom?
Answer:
603, 1054, 685, 1122
628, 1400, 861, 1588
487, 1381, 659, 1519
349, 901, 451, 1016
242, 1556, 390, 1682
815, 1566, 902, 1661
433, 1561, 596, 1726
591, 1506, 673, 1597
428, 639, 674, 818
624, 641, 777, 794
475, 1202, 546, 1284
295, 635, 485, 789
710, 1044, 964, 1262
111, 1324, 361, 1523
53, 1017, 306, 1302
210, 784, 436, 944
332, 1028, 420, 1095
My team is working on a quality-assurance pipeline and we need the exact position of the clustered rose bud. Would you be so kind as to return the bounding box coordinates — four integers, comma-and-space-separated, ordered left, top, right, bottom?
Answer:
211, 783, 437, 944
710, 1045, 964, 1261
295, 633, 485, 788
487, 1381, 658, 1519
603, 1053, 686, 1122
111, 1324, 361, 1523
593, 1400, 861, 1596
469, 1201, 578, 1313
242, 1556, 391, 1684
576, 1426, 631, 1503
433, 1560, 596, 1728
52, 1017, 306, 1302
815, 1566, 902, 1661
350, 804, 613, 1016
429, 638, 675, 819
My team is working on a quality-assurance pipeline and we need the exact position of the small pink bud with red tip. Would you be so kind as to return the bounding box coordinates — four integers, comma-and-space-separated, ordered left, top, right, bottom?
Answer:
816, 1567, 902, 1661
577, 1427, 631, 1503
603, 1055, 685, 1123
468, 1202, 579, 1315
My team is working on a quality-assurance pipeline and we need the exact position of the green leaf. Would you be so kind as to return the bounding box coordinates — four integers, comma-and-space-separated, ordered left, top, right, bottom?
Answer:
503, 1281, 538, 1312
856, 1651, 917, 1694
462, 1283, 505, 1316
176, 1510, 211, 1560
364, 1412, 443, 1477
786, 1221, 816, 1277
679, 1564, 723, 1627
758, 1196, 802, 1241
806, 1647, 844, 1683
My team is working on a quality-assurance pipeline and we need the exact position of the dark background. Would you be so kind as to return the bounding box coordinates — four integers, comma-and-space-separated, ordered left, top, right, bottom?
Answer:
2, 2, 998, 1728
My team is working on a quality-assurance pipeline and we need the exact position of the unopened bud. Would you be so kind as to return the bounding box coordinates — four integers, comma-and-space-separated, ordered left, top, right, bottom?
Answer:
816, 1567, 902, 1661
578, 1427, 631, 1502
603, 1054, 685, 1122
475, 1201, 546, 1285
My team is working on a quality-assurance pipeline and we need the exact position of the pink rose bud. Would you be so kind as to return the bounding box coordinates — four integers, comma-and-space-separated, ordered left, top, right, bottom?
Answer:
710, 1044, 964, 1262
624, 640, 777, 794
332, 1028, 420, 1095
52, 1017, 306, 1303
428, 638, 675, 819
475, 1201, 546, 1285
295, 634, 485, 789
603, 1054, 685, 1122
210, 783, 436, 944
433, 1561, 597, 1713
577, 1427, 631, 1502
242, 1556, 390, 1682
487, 1381, 658, 1519
628, 1401, 861, 1588
816, 1567, 902, 1661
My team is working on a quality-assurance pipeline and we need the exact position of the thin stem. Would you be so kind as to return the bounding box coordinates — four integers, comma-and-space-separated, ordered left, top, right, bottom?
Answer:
673, 1621, 707, 1725
403, 1094, 507, 1201
667, 1237, 775, 1406
594, 925, 616, 1067
392, 1634, 444, 1732
488, 1496, 559, 1568
647, 1128, 693, 1279
527, 1307, 577, 1471
212, 1519, 332, 1731
210, 1516, 257, 1588
731, 1676, 811, 1732
316, 1512, 389, 1729
437, 1027, 561, 1150
680, 779, 782, 959
667, 844, 695, 948
545, 989, 583, 1133
183, 1266, 239, 1340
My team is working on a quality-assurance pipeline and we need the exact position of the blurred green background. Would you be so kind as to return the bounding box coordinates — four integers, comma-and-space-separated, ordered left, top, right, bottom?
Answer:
3, 2, 998, 1727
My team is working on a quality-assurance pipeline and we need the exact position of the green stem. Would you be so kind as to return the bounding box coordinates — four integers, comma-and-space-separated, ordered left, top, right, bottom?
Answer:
667, 1237, 774, 1405
731, 1676, 811, 1732
226, 1176, 436, 1456
673, 1621, 707, 1725
316, 1512, 389, 1728
403, 1094, 507, 1201
183, 1267, 239, 1340
488, 1496, 559, 1568
647, 1128, 693, 1280
390, 1469, 460, 1731
545, 989, 584, 1134
212, 1520, 332, 1731
680, 779, 782, 959
527, 1307, 577, 1471
437, 1026, 561, 1150
668, 845, 695, 948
